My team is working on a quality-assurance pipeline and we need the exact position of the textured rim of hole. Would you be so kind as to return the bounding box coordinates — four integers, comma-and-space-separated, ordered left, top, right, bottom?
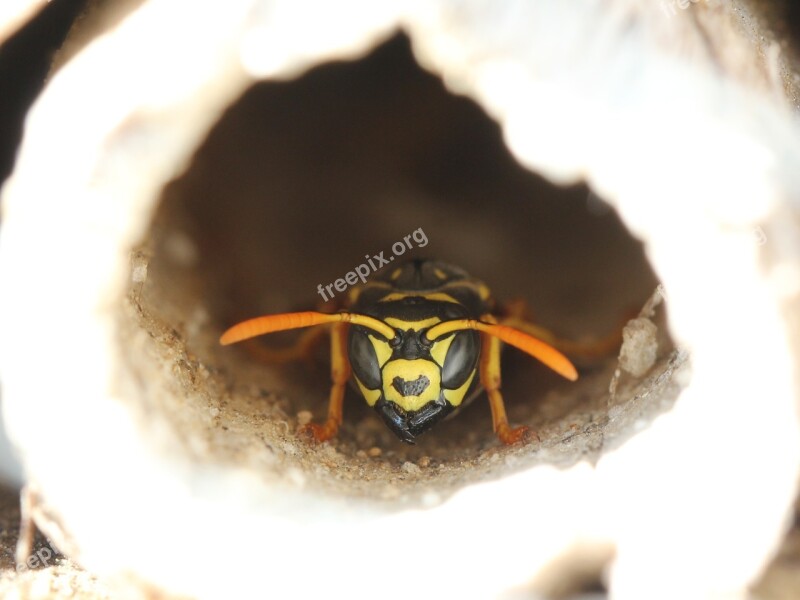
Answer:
118, 35, 682, 505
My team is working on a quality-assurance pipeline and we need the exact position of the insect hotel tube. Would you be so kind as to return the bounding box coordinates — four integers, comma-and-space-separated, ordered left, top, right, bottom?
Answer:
0, 2, 799, 599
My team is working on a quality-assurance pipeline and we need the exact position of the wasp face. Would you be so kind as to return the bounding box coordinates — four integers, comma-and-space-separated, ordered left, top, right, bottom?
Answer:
348, 322, 479, 444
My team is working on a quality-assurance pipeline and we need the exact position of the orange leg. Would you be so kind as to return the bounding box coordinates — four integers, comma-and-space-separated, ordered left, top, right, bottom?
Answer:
479, 314, 533, 445
501, 316, 623, 360
299, 322, 350, 443
241, 324, 329, 366
500, 299, 624, 361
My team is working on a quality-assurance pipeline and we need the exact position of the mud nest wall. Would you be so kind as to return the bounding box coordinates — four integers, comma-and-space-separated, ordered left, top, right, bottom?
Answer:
1, 1, 800, 599
131, 33, 670, 496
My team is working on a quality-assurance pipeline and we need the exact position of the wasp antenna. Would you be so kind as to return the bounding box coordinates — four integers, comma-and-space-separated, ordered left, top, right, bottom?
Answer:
220, 311, 395, 345
478, 322, 578, 381
426, 319, 578, 381
220, 312, 337, 345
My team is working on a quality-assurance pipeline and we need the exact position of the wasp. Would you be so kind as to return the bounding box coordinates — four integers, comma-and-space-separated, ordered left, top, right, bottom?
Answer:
221, 259, 594, 445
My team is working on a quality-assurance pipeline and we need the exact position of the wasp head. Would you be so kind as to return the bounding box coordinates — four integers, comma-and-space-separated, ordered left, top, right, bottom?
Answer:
348, 306, 480, 444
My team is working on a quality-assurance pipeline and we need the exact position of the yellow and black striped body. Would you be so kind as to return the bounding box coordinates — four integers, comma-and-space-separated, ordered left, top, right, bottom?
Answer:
347, 259, 491, 443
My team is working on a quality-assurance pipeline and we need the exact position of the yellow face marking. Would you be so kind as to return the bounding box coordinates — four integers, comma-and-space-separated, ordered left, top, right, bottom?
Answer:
368, 334, 393, 367
384, 316, 441, 330
444, 371, 475, 406
442, 370, 475, 407
429, 334, 454, 367
382, 359, 441, 412
355, 376, 382, 406
390, 268, 403, 281
434, 268, 448, 280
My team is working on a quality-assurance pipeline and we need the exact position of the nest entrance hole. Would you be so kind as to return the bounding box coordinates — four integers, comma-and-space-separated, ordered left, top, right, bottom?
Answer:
128, 33, 674, 500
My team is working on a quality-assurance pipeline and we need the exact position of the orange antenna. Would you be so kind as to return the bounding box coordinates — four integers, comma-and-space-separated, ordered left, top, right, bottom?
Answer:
220, 311, 396, 345
425, 319, 578, 381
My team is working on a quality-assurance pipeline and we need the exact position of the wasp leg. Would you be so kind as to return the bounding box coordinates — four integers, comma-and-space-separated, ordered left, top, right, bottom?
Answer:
299, 322, 350, 443
479, 314, 534, 445
500, 316, 623, 360
500, 299, 624, 361
241, 324, 329, 365
15, 485, 35, 568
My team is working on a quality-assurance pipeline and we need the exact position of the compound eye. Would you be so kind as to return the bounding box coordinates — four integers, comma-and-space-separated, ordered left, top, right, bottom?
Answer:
441, 331, 479, 389
348, 327, 382, 389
